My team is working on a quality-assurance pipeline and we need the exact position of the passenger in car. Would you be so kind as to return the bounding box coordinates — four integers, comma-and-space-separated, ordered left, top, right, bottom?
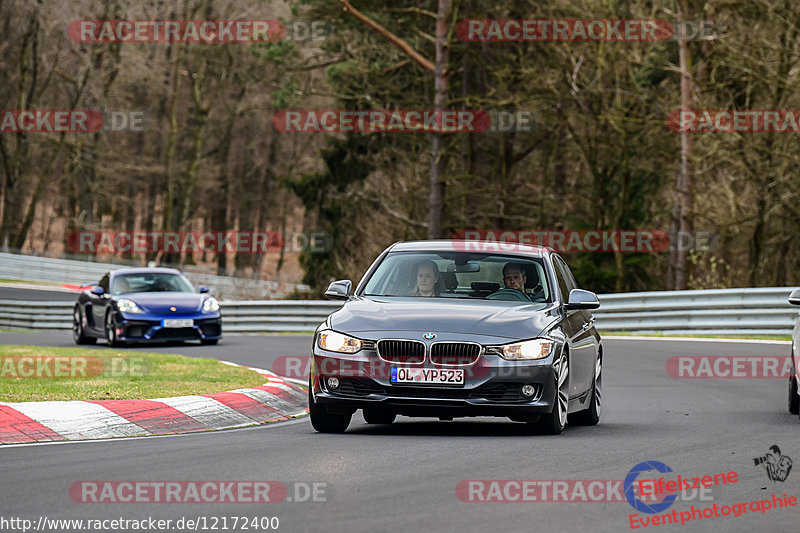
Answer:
410, 260, 441, 297
114, 278, 130, 295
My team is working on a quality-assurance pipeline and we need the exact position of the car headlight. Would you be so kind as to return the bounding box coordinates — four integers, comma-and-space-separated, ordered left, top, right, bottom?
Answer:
499, 338, 554, 360
117, 299, 143, 314
202, 297, 220, 313
318, 331, 362, 353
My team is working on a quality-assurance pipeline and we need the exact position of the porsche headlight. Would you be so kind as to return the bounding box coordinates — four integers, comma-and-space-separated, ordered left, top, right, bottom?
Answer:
202, 297, 220, 313
500, 338, 554, 360
117, 299, 143, 314
318, 331, 362, 353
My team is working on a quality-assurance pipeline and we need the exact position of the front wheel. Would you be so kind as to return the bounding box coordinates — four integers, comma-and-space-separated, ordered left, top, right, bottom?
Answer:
532, 351, 569, 435
105, 312, 123, 347
570, 352, 601, 426
201, 339, 219, 345
309, 383, 351, 433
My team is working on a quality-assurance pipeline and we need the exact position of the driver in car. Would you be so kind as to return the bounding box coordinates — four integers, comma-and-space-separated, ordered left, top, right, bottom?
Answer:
502, 263, 527, 293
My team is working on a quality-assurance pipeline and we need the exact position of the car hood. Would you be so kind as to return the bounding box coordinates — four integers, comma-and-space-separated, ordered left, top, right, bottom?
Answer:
328, 296, 560, 340
121, 292, 205, 313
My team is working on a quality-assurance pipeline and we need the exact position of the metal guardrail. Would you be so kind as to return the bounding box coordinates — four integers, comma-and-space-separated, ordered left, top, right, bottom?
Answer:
0, 287, 797, 335
0, 300, 341, 333
0, 252, 308, 300
594, 287, 798, 335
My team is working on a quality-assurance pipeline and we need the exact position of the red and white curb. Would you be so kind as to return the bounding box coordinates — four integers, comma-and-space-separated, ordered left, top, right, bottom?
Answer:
0, 364, 307, 444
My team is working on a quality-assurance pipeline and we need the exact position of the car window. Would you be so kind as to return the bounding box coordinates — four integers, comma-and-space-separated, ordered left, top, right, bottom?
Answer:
553, 255, 577, 295
361, 251, 550, 303
99, 273, 110, 293
112, 273, 195, 294
552, 258, 571, 302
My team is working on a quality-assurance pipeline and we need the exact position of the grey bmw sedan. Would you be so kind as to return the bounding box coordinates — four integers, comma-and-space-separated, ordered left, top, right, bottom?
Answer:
309, 240, 602, 434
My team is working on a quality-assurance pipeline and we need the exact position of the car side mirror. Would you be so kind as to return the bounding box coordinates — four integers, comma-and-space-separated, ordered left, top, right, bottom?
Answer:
789, 288, 800, 306
325, 280, 352, 300
565, 289, 600, 310
91, 286, 105, 296
199, 286, 209, 293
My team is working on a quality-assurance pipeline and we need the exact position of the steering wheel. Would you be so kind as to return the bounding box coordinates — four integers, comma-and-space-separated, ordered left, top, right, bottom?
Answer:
485, 288, 531, 302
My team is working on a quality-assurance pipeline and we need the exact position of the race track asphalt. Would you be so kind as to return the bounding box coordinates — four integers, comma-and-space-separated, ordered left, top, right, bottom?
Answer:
1, 329, 797, 533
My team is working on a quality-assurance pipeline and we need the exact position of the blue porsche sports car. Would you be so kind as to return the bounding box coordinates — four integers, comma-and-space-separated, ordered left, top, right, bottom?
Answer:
72, 267, 222, 346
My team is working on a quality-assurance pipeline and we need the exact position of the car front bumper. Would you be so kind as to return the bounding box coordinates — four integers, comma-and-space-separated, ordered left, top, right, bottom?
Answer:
311, 343, 559, 419
114, 312, 222, 342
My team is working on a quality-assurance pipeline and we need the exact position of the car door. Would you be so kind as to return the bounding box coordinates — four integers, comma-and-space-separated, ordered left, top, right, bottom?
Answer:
553, 255, 596, 399
89, 273, 111, 333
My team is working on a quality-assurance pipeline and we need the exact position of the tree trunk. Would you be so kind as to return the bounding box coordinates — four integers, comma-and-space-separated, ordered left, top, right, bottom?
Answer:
668, 0, 694, 290
427, 0, 450, 239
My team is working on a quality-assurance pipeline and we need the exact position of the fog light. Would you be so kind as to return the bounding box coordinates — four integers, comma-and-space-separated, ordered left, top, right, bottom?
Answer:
326, 377, 340, 390
521, 384, 536, 398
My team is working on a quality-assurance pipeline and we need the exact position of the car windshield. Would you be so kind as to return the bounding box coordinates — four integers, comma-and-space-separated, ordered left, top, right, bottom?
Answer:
361, 251, 551, 302
112, 273, 195, 295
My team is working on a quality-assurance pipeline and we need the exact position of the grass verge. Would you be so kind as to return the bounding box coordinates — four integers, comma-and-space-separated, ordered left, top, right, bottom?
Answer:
0, 345, 267, 402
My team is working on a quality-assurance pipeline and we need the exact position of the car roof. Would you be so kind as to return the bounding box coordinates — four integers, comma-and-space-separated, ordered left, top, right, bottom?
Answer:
388, 239, 552, 257
110, 267, 183, 277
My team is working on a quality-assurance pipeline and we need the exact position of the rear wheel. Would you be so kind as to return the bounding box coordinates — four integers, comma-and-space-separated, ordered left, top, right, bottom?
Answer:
72, 307, 96, 345
309, 382, 351, 433
789, 356, 799, 415
201, 339, 219, 345
363, 407, 396, 424
570, 352, 601, 426
532, 351, 569, 435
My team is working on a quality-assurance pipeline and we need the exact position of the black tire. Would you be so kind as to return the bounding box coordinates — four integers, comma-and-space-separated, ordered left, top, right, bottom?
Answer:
72, 307, 96, 345
789, 356, 799, 415
570, 352, 602, 426
105, 311, 122, 347
532, 351, 569, 435
363, 407, 396, 424
309, 383, 351, 433
201, 339, 219, 345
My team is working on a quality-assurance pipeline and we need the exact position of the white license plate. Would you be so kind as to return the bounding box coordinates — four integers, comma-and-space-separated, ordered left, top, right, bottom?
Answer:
162, 318, 194, 328
391, 367, 465, 385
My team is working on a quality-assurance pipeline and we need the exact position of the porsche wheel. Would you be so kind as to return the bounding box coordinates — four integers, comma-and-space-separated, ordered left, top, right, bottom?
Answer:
72, 307, 96, 345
